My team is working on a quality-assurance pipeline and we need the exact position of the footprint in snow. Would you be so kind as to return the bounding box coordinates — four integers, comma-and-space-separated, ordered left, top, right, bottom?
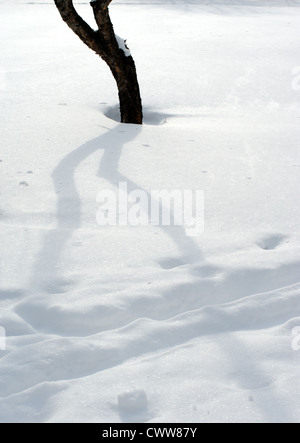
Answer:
118, 389, 152, 423
19, 181, 29, 187
256, 234, 288, 251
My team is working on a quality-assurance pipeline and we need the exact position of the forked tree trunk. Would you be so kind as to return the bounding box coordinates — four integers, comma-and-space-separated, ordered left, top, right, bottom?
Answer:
54, 0, 143, 125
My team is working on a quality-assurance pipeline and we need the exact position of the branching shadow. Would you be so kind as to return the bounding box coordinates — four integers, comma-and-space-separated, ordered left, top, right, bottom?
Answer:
29, 125, 140, 293
30, 121, 202, 293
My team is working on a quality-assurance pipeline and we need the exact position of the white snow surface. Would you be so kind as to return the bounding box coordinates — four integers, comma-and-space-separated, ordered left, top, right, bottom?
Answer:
0, 0, 300, 423
115, 34, 131, 57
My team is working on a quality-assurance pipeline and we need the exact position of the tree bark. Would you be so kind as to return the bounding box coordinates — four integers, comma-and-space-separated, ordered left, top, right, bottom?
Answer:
54, 0, 143, 125
111, 56, 143, 125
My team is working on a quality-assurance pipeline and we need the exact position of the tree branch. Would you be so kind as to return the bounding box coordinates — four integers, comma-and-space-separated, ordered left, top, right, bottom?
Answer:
54, 0, 103, 54
90, 0, 120, 59
90, 0, 113, 10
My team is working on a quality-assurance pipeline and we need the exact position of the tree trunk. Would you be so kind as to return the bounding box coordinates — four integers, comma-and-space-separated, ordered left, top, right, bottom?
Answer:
53, 0, 143, 125
109, 54, 143, 125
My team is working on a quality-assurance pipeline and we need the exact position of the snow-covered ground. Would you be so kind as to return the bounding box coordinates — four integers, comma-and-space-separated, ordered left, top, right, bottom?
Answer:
1, 0, 300, 423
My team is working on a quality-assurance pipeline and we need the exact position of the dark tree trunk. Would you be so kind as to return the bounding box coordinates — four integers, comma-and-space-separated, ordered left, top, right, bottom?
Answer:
53, 0, 143, 125
109, 56, 143, 125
